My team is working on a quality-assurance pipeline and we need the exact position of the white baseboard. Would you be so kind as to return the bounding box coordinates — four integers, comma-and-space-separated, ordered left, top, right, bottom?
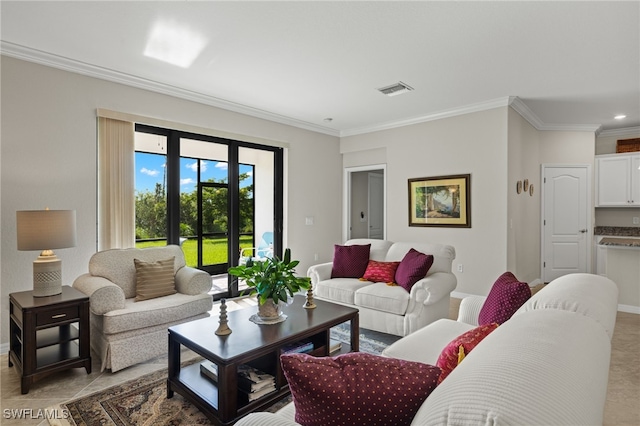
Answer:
0, 342, 9, 355
618, 304, 640, 314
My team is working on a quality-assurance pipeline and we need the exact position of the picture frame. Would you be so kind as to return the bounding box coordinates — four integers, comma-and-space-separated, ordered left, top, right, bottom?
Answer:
408, 174, 471, 227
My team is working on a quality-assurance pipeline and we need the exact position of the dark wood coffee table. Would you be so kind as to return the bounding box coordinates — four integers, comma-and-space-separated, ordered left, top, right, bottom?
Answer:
167, 295, 359, 425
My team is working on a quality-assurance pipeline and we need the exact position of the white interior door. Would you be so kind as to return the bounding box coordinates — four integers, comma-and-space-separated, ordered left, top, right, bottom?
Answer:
542, 165, 591, 282
368, 173, 384, 239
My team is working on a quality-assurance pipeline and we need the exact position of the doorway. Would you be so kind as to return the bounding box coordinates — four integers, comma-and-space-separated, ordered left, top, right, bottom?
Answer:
541, 164, 591, 282
343, 165, 386, 241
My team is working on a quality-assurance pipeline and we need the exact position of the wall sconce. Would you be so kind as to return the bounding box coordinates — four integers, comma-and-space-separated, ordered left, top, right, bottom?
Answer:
16, 209, 77, 297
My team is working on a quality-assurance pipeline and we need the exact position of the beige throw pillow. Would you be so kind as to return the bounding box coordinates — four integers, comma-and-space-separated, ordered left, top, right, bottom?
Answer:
134, 257, 177, 301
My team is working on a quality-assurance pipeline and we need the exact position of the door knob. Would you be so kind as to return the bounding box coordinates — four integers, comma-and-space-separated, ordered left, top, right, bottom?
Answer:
579, 229, 588, 233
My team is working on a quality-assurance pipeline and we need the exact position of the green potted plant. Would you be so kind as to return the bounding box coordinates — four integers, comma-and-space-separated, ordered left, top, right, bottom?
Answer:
228, 248, 311, 322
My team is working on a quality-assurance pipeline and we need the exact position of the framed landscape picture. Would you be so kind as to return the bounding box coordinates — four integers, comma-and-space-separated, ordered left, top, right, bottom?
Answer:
408, 174, 471, 227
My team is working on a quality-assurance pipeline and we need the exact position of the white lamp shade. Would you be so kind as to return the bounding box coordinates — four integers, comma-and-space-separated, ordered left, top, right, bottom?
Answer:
17, 210, 77, 251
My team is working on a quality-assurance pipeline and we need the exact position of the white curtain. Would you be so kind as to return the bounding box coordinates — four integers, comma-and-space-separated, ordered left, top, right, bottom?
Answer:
98, 117, 135, 250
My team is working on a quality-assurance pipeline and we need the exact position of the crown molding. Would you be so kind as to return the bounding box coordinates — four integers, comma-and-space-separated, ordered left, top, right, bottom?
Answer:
340, 97, 514, 137
0, 42, 340, 138
509, 96, 601, 133
597, 126, 640, 139
1, 41, 607, 139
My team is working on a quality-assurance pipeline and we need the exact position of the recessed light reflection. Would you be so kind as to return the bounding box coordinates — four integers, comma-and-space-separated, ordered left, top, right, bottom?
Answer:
614, 115, 627, 120
144, 20, 207, 68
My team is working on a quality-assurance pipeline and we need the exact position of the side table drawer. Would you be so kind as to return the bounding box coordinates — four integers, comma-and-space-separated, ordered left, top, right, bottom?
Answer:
37, 305, 79, 326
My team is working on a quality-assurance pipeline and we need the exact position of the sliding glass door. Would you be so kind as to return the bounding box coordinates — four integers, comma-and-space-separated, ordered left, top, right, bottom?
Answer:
134, 125, 283, 299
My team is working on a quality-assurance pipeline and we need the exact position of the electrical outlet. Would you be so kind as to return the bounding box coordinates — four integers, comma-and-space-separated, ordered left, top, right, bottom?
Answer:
634, 217, 639, 225
457, 264, 464, 273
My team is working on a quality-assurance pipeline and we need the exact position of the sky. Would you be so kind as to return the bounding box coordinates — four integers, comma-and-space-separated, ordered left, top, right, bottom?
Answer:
135, 152, 253, 194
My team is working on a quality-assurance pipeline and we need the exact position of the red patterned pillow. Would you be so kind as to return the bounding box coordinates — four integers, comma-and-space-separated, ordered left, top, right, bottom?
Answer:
478, 272, 532, 325
331, 244, 371, 278
436, 323, 499, 383
281, 352, 441, 426
395, 248, 434, 292
361, 260, 400, 283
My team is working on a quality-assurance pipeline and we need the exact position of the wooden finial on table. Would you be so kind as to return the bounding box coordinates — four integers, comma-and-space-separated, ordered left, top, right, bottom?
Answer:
304, 288, 317, 309
215, 299, 232, 335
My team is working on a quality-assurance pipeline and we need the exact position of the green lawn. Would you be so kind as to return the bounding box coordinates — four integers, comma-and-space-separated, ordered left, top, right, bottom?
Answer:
136, 236, 253, 268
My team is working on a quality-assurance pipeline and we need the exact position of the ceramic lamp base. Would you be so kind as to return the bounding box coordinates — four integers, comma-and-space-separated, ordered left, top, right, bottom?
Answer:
33, 255, 62, 297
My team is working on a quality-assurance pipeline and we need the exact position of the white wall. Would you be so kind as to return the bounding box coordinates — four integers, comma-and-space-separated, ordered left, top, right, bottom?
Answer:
341, 107, 510, 295
0, 57, 342, 347
507, 109, 541, 284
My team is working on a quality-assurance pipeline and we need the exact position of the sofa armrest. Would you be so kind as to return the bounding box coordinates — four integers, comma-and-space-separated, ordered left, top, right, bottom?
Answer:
307, 262, 333, 287
234, 412, 300, 426
410, 272, 457, 305
175, 266, 212, 295
73, 273, 125, 315
457, 295, 486, 326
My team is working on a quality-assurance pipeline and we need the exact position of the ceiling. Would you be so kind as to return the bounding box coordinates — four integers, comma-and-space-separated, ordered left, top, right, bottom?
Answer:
2, 1, 639, 137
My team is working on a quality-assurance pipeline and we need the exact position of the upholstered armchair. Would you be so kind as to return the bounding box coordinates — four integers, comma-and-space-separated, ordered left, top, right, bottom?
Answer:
73, 245, 212, 372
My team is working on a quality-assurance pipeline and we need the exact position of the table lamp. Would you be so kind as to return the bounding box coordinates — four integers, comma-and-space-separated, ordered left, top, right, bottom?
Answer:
16, 209, 77, 297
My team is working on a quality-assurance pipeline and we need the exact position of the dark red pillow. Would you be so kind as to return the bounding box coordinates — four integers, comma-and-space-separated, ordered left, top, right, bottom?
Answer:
281, 352, 441, 426
394, 248, 434, 291
436, 323, 499, 383
361, 260, 400, 283
478, 272, 532, 325
331, 244, 371, 278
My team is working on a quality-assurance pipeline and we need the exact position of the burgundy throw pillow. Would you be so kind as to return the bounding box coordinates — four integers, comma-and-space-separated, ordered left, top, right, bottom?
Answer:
331, 244, 371, 278
436, 323, 499, 383
281, 352, 441, 426
394, 248, 434, 292
478, 272, 532, 325
361, 260, 400, 283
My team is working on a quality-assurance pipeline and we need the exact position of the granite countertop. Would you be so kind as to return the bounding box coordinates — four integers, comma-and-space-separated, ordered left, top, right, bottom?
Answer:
598, 237, 640, 248
594, 226, 640, 237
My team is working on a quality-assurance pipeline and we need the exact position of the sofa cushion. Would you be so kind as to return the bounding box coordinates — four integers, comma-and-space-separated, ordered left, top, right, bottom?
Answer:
385, 242, 455, 274
354, 282, 410, 315
314, 278, 373, 305
134, 257, 177, 301
382, 318, 476, 365
514, 273, 619, 339
361, 260, 400, 283
281, 352, 441, 426
478, 272, 531, 325
395, 248, 434, 291
414, 310, 612, 425
331, 244, 371, 278
101, 292, 213, 335
436, 323, 499, 383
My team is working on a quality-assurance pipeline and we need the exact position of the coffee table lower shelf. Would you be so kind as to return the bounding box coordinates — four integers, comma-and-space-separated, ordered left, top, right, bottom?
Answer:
168, 363, 290, 424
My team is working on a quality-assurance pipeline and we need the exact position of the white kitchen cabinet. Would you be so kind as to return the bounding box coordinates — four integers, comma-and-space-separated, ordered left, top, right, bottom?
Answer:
596, 153, 640, 206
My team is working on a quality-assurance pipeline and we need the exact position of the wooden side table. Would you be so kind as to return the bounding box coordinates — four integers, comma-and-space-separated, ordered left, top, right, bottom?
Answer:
9, 286, 91, 394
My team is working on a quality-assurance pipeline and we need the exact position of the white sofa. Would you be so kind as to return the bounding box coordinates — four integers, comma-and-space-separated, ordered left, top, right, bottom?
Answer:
307, 239, 457, 337
235, 273, 619, 425
73, 245, 213, 372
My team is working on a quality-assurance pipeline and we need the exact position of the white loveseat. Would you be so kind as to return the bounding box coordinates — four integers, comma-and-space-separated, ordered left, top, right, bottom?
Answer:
236, 273, 618, 426
307, 239, 457, 337
73, 245, 213, 372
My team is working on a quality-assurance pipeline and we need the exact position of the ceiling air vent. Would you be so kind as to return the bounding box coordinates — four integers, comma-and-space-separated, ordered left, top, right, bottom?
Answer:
377, 81, 414, 97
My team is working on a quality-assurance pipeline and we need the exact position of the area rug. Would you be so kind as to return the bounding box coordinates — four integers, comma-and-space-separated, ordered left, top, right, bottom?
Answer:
49, 326, 396, 426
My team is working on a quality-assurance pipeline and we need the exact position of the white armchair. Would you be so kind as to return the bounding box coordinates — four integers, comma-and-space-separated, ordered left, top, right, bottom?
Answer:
73, 245, 212, 372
